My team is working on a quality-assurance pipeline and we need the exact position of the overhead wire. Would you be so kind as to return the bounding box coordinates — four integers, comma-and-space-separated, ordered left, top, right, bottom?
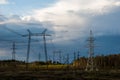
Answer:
3, 26, 23, 36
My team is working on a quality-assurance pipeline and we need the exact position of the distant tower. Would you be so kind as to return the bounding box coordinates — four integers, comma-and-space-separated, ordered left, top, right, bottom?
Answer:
85, 30, 97, 71
12, 42, 16, 60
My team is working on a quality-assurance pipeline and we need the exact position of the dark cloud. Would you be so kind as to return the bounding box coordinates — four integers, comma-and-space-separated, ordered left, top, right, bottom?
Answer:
89, 8, 120, 36
0, 14, 49, 61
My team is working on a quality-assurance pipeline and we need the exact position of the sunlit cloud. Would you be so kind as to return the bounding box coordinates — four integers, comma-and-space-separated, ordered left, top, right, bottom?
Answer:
22, 0, 120, 43
0, 0, 9, 4
0, 49, 10, 57
0, 0, 120, 60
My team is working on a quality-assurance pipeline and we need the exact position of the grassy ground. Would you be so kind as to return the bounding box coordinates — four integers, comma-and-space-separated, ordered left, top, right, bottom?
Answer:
0, 70, 120, 80
0, 64, 120, 80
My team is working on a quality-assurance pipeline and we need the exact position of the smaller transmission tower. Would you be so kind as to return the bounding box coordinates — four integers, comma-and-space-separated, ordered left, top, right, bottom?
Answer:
85, 30, 97, 71
53, 50, 62, 63
12, 42, 16, 60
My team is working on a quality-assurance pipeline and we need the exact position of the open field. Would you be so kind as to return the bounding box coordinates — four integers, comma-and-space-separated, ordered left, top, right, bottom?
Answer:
0, 58, 120, 80
0, 64, 120, 80
0, 70, 120, 80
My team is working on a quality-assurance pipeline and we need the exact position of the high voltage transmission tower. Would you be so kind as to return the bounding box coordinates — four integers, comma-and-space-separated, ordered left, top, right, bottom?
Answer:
22, 29, 32, 70
0, 40, 17, 61
41, 29, 51, 67
1, 26, 52, 70
53, 50, 62, 63
1, 26, 51, 68
22, 29, 50, 70
11, 42, 16, 60
34, 29, 51, 68
85, 30, 98, 71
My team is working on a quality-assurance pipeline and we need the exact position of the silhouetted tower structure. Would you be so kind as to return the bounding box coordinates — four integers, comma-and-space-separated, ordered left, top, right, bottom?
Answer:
53, 51, 56, 63
53, 50, 62, 63
77, 51, 80, 60
74, 52, 76, 61
85, 30, 97, 71
22, 29, 32, 70
38, 52, 41, 69
77, 51, 80, 67
41, 29, 50, 65
66, 53, 70, 70
30, 29, 51, 68
59, 51, 62, 63
73, 52, 77, 68
38, 52, 41, 62
22, 29, 50, 70
12, 42, 16, 60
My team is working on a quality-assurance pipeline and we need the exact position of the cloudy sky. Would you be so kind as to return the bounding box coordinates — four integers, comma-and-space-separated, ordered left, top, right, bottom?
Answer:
0, 0, 120, 62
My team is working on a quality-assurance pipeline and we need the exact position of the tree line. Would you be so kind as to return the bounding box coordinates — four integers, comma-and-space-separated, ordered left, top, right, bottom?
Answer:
73, 53, 120, 70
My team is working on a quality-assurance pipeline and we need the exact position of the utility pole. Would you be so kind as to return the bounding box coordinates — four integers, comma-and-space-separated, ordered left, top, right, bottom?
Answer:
85, 30, 97, 71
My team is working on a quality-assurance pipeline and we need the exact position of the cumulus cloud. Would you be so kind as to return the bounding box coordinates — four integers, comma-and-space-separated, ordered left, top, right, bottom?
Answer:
0, 15, 43, 28
0, 14, 44, 43
0, 0, 120, 60
1, 0, 120, 44
0, 0, 9, 4
22, 0, 120, 44
0, 14, 45, 60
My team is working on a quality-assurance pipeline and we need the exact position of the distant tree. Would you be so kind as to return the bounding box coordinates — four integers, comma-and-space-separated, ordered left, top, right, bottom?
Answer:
73, 53, 120, 70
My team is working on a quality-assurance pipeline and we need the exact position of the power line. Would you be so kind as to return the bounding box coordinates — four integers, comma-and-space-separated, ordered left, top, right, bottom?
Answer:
1, 26, 43, 43
3, 26, 23, 36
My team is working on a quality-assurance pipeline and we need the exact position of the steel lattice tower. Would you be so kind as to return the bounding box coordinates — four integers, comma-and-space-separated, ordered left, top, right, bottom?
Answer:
12, 42, 16, 60
85, 30, 97, 71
